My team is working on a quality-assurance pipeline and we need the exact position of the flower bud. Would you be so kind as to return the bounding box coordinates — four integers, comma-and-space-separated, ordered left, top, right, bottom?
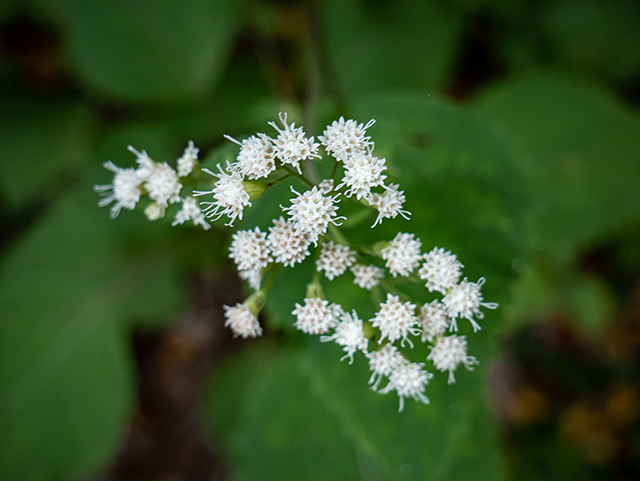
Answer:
144, 202, 165, 220
243, 180, 267, 200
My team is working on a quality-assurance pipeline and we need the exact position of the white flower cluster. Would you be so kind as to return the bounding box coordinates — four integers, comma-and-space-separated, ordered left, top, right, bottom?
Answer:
96, 113, 499, 412
95, 142, 210, 230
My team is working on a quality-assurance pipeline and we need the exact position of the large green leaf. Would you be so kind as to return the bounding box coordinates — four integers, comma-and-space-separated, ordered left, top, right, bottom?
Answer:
206, 340, 503, 481
0, 185, 186, 480
322, 0, 463, 98
472, 74, 640, 258
0, 95, 92, 209
66, 0, 239, 102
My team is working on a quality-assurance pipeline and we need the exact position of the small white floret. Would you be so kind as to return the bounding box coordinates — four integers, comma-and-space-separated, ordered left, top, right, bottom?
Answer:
380, 232, 422, 277
441, 277, 498, 332
94, 161, 142, 218
427, 334, 478, 384
418, 300, 450, 343
321, 309, 368, 364
223, 303, 262, 338
418, 247, 463, 294
172, 196, 210, 230
177, 140, 199, 177
266, 216, 311, 267
367, 184, 411, 228
268, 112, 320, 174
319, 117, 375, 162
144, 162, 183, 208
228, 227, 272, 272
292, 298, 342, 335
194, 162, 250, 226
225, 133, 276, 180
379, 362, 433, 413
371, 293, 419, 347
316, 241, 356, 280
366, 343, 407, 391
350, 264, 384, 290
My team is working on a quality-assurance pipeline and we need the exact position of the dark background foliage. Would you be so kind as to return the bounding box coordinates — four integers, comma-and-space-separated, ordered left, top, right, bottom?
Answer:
1, 0, 640, 480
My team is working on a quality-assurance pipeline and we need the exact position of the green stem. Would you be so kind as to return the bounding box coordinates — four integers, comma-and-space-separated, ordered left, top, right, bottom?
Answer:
283, 165, 315, 188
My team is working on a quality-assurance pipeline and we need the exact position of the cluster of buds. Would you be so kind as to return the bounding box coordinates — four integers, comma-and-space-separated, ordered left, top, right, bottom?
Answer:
95, 113, 497, 412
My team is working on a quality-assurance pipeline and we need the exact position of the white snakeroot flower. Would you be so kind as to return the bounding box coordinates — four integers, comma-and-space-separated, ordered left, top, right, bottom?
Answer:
338, 151, 387, 200
292, 298, 341, 335
371, 293, 419, 347
418, 300, 450, 343
427, 335, 478, 384
176, 140, 199, 177
223, 303, 262, 338
380, 232, 422, 278
144, 162, 182, 208
228, 227, 272, 272
281, 186, 345, 246
321, 310, 368, 364
318, 178, 334, 194
266, 216, 311, 267
195, 163, 250, 226
319, 117, 376, 162
94, 161, 142, 218
380, 362, 433, 413
368, 184, 411, 228
126, 145, 155, 181
316, 241, 356, 280
268, 112, 320, 174
238, 267, 262, 291
172, 196, 210, 230
442, 277, 498, 332
366, 343, 407, 391
351, 264, 384, 290
418, 247, 463, 294
225, 133, 276, 180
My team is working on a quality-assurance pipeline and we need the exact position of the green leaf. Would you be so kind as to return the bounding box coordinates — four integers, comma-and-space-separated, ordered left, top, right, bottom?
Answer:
0, 185, 186, 480
206, 341, 503, 481
0, 96, 92, 209
473, 74, 640, 258
322, 0, 463, 98
66, 0, 239, 102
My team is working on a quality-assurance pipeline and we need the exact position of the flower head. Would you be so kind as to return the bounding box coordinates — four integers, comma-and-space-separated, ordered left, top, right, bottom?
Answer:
281, 186, 345, 246
380, 362, 433, 413
368, 184, 411, 228
418, 300, 450, 343
195, 163, 251, 226
292, 298, 342, 335
442, 277, 498, 332
380, 232, 422, 277
319, 117, 375, 162
223, 303, 262, 338
321, 309, 368, 364
225, 133, 276, 180
144, 162, 182, 208
316, 241, 356, 280
418, 247, 463, 294
172, 196, 210, 230
266, 216, 311, 267
268, 112, 320, 174
177, 140, 199, 177
371, 293, 419, 347
238, 267, 262, 291
427, 335, 478, 384
228, 227, 272, 272
338, 151, 387, 200
366, 343, 407, 391
351, 264, 384, 290
94, 161, 142, 218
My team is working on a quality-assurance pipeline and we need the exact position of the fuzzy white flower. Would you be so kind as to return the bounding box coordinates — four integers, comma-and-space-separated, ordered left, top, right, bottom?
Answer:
316, 241, 356, 280
94, 161, 142, 218
427, 335, 478, 384
195, 163, 250, 226
321, 309, 368, 364
418, 300, 450, 343
144, 162, 182, 208
281, 186, 345, 246
368, 184, 411, 228
228, 227, 272, 272
366, 343, 407, 391
371, 293, 419, 347
238, 267, 262, 291
380, 362, 433, 413
418, 247, 463, 294
442, 277, 498, 332
292, 298, 342, 335
266, 216, 311, 267
172, 196, 210, 230
318, 178, 334, 194
338, 151, 387, 200
177, 140, 199, 177
380, 232, 422, 277
225, 133, 276, 180
127, 145, 155, 180
268, 112, 320, 174
350, 264, 384, 290
223, 303, 262, 338
319, 117, 375, 162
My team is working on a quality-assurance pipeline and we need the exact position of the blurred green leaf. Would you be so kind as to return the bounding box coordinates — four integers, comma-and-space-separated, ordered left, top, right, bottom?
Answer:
473, 74, 640, 258
0, 96, 92, 209
322, 0, 463, 98
0, 185, 186, 480
206, 340, 503, 481
66, 0, 239, 102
